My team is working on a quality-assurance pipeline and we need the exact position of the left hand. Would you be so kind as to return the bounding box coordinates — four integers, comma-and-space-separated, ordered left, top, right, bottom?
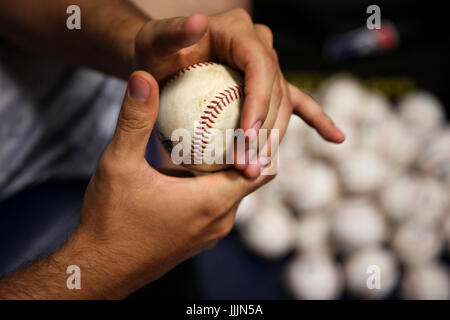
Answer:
132, 9, 345, 178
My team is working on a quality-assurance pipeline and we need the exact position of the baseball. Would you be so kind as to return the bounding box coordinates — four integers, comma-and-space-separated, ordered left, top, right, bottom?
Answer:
293, 213, 331, 253
331, 198, 387, 252
398, 91, 445, 140
285, 253, 343, 300
392, 218, 443, 266
157, 62, 244, 172
401, 263, 450, 300
344, 247, 399, 299
337, 150, 391, 194
239, 200, 296, 260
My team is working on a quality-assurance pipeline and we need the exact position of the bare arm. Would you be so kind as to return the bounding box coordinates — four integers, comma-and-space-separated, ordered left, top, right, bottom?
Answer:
0, 229, 143, 299
0, 0, 149, 78
0, 71, 272, 299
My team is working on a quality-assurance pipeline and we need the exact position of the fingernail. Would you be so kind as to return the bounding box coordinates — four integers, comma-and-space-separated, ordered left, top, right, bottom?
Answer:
252, 120, 262, 132
129, 76, 150, 102
248, 120, 262, 142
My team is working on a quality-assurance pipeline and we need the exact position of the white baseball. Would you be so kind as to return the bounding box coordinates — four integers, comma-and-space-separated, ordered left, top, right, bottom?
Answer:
293, 213, 331, 253
380, 174, 421, 223
284, 161, 340, 213
382, 116, 421, 170
401, 263, 450, 300
285, 253, 343, 300
398, 90, 445, 142
392, 218, 442, 266
418, 128, 450, 184
317, 74, 366, 123
239, 200, 295, 260
331, 198, 387, 251
338, 150, 391, 194
344, 247, 399, 299
357, 92, 392, 153
157, 62, 244, 172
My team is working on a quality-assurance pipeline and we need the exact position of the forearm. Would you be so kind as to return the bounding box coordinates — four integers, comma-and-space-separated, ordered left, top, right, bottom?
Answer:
0, 228, 145, 299
0, 0, 149, 78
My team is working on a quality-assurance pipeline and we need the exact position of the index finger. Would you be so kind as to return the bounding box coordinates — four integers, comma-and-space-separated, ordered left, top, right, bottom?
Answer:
289, 83, 346, 143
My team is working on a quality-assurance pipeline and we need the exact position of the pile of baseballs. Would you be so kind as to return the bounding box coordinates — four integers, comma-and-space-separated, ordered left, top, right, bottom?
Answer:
236, 74, 450, 300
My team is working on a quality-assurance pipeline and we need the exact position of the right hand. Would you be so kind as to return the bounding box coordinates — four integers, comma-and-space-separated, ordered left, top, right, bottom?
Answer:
132, 10, 345, 178
77, 71, 274, 291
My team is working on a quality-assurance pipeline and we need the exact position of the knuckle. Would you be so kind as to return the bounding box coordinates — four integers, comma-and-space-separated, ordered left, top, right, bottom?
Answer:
118, 109, 151, 134
271, 48, 279, 62
96, 154, 124, 179
218, 221, 235, 239
257, 24, 273, 41
98, 154, 116, 174
231, 8, 253, 22
210, 221, 234, 242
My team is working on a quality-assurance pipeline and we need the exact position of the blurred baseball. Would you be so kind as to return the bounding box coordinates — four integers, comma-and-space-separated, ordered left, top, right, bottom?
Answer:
392, 219, 442, 266
239, 201, 295, 259
344, 247, 399, 299
285, 253, 343, 300
284, 161, 339, 213
398, 91, 445, 141
418, 128, 450, 185
318, 75, 366, 123
401, 263, 450, 300
331, 198, 387, 251
382, 116, 421, 169
293, 213, 330, 253
380, 174, 421, 223
338, 151, 391, 194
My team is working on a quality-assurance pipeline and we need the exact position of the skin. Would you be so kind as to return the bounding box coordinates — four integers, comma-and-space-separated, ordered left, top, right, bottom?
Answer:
0, 72, 275, 299
134, 11, 345, 177
0, 1, 345, 298
0, 1, 344, 178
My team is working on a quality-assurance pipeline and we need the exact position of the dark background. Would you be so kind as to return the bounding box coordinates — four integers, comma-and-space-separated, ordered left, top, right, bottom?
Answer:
257, 0, 450, 114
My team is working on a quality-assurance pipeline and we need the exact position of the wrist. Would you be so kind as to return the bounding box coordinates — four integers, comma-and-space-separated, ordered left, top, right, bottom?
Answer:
56, 224, 149, 299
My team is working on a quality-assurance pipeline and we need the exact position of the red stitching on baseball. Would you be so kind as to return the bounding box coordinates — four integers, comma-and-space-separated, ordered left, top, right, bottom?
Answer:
164, 62, 243, 163
164, 62, 218, 87
190, 83, 243, 163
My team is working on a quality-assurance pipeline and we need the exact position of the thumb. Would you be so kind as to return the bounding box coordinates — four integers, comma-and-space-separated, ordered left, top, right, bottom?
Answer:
146, 13, 209, 56
110, 71, 159, 161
